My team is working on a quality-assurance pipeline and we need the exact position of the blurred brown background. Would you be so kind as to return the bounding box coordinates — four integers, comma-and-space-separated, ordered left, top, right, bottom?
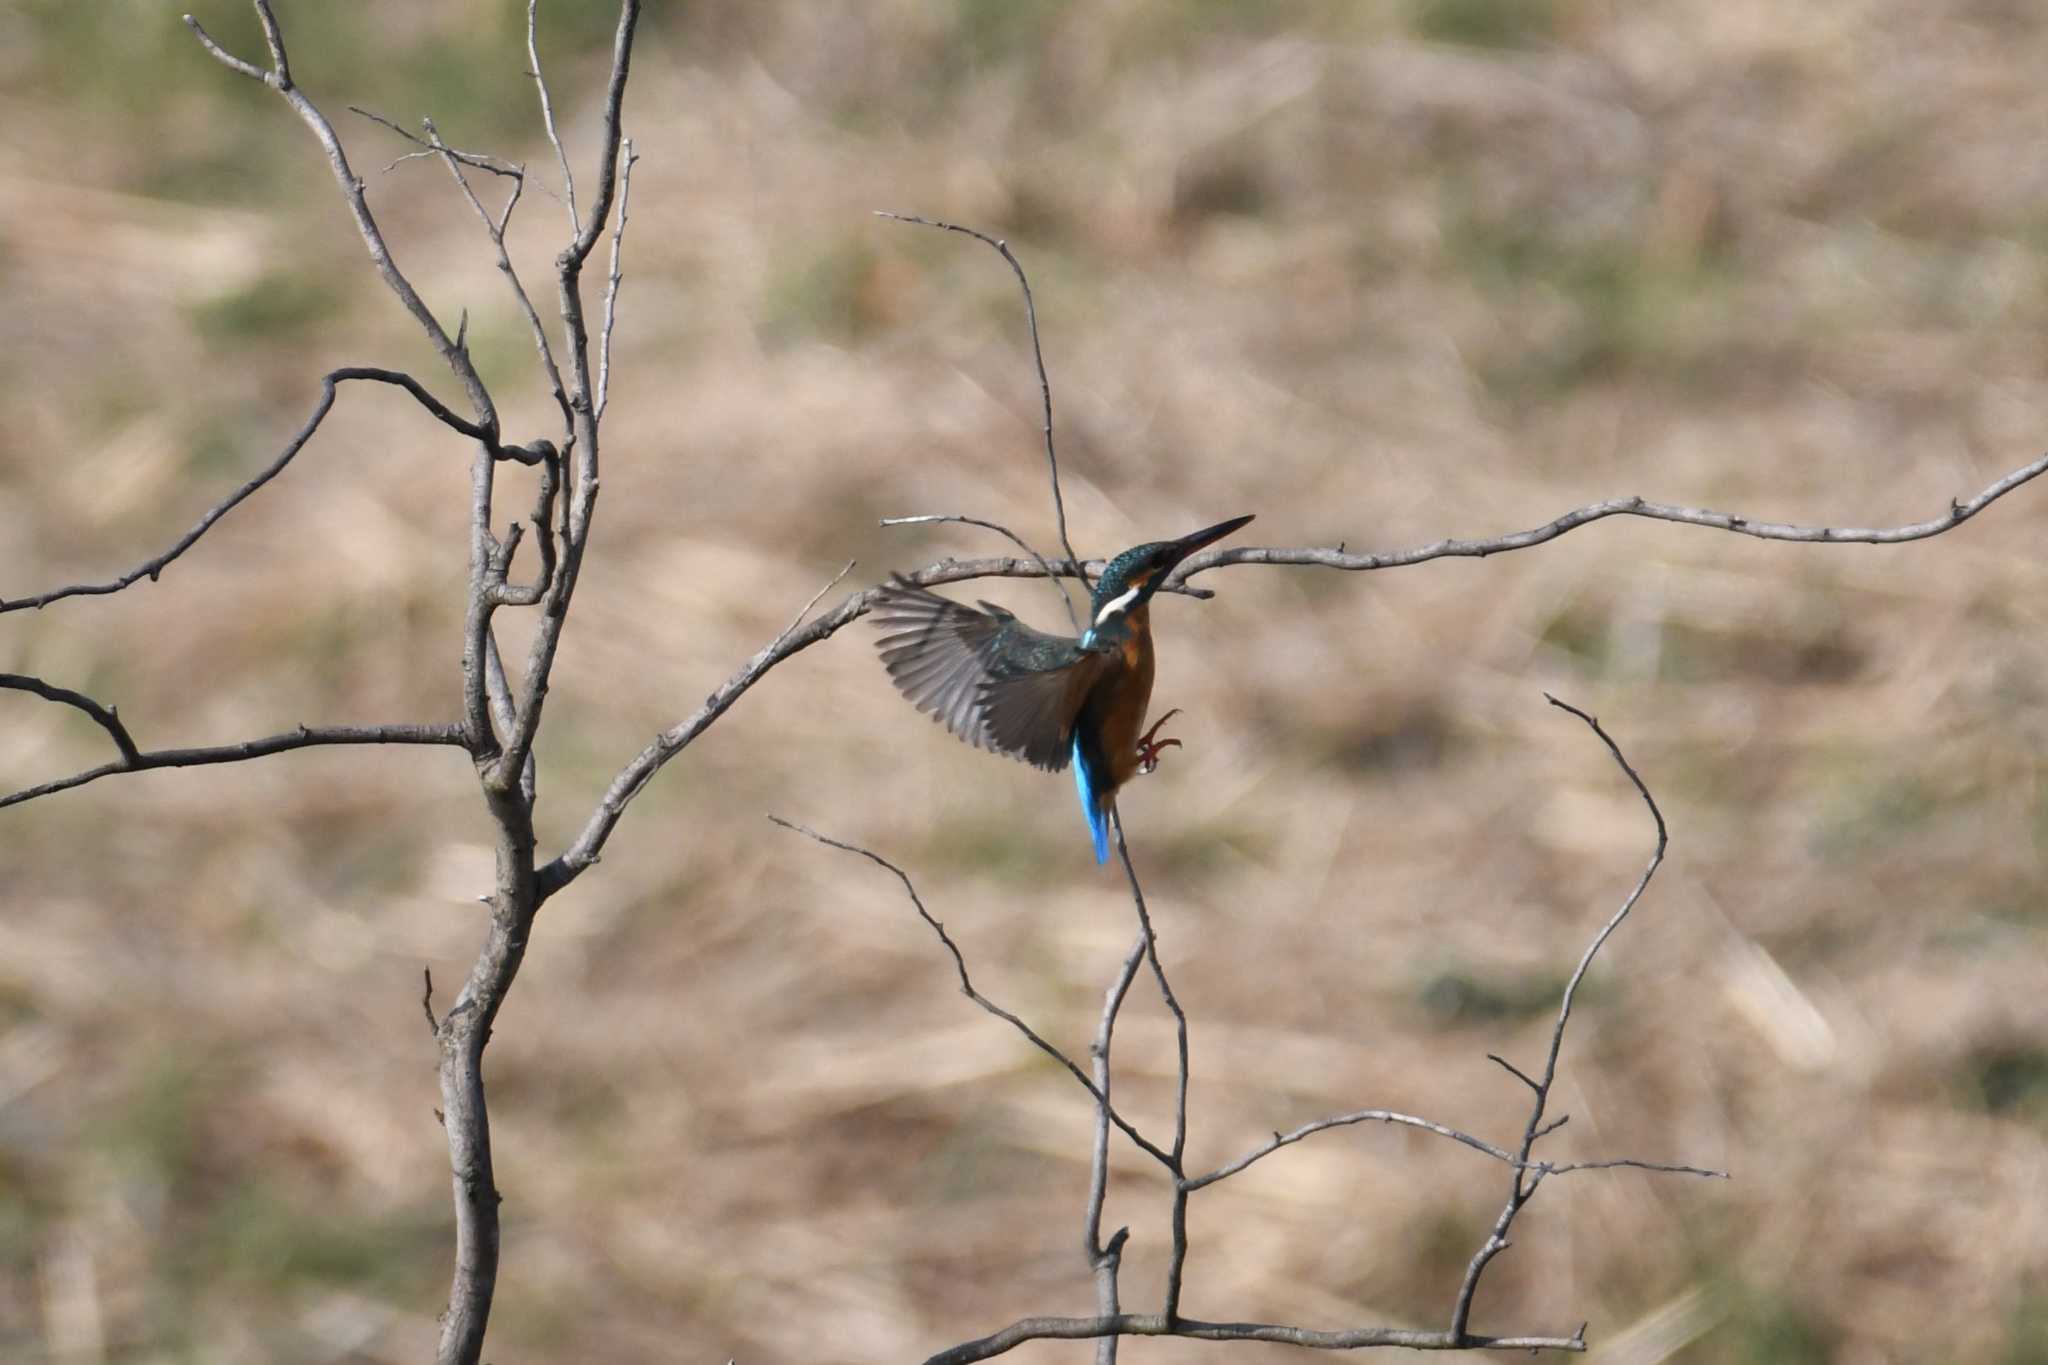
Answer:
6, 2, 2048, 1361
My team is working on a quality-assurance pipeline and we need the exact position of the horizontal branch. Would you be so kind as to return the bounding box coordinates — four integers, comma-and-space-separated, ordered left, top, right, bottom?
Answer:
0, 722, 469, 811
1184, 1108, 1515, 1192
922, 1314, 1585, 1365
1537, 1156, 1728, 1180
546, 447, 2048, 895
1171, 449, 2048, 589
3, 368, 496, 614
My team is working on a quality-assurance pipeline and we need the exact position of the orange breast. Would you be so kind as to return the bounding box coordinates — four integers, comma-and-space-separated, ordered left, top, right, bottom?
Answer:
1095, 607, 1157, 791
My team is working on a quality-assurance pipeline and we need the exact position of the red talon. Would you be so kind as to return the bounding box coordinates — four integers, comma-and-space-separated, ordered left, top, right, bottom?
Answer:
1136, 708, 1184, 775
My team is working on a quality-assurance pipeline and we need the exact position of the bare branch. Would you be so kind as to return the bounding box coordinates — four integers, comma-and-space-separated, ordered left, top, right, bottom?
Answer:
527, 0, 579, 231
881, 514, 1077, 629
1448, 696, 1671, 1344
877, 211, 1085, 632
0, 722, 469, 811
490, 453, 562, 610
182, 12, 270, 82
4, 368, 491, 614
406, 117, 571, 422
564, 1, 641, 266
1, 673, 141, 764
483, 629, 535, 804
546, 435, 2048, 900
539, 567, 886, 896
250, 0, 289, 83
1486, 1052, 1541, 1093
182, 6, 499, 436
1528, 695, 1668, 1116
769, 817, 1172, 1167
595, 138, 639, 422
921, 1315, 1585, 1365
1086, 924, 1149, 1365
1537, 1156, 1728, 1180
1170, 450, 2048, 590
1186, 1109, 1517, 1192
1107, 808, 1193, 1322
348, 105, 524, 180
495, 1, 640, 795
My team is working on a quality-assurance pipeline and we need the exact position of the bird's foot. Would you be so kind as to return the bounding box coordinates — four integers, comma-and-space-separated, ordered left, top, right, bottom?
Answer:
1135, 708, 1184, 776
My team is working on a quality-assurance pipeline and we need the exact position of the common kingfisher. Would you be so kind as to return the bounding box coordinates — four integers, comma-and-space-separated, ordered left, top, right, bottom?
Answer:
872, 514, 1255, 863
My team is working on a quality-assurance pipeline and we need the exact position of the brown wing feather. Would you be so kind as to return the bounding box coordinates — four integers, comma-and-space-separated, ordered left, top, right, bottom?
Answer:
872, 579, 1104, 772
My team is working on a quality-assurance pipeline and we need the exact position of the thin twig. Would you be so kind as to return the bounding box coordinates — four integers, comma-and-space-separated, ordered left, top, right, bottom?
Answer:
496, 0, 641, 795
422, 968, 440, 1035
1536, 1156, 1728, 1179
1447, 696, 1671, 1344
348, 105, 524, 180
1487, 1052, 1542, 1093
527, 0, 579, 232
1169, 451, 2048, 590
876, 211, 1084, 633
1185, 1109, 1518, 1191
482, 629, 536, 804
1087, 924, 1149, 1365
881, 514, 1076, 629
769, 817, 1171, 1167
595, 139, 638, 422
184, 5, 508, 757
183, 8, 498, 434
4, 368, 491, 614
0, 723, 470, 811
1, 673, 141, 764
1108, 808, 1193, 1322
565, 2, 639, 268
417, 117, 571, 422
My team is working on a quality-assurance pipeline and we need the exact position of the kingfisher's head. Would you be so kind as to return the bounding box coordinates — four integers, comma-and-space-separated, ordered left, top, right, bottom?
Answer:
1086, 514, 1254, 633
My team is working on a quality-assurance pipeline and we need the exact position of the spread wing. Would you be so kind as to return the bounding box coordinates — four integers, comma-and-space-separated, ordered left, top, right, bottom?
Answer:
872, 579, 1108, 771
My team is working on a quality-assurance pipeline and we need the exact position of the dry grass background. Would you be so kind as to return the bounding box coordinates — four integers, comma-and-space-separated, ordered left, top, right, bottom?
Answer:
5, 1, 2048, 1362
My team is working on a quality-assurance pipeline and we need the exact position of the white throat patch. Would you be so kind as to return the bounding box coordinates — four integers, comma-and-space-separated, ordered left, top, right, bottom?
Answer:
1092, 586, 1141, 629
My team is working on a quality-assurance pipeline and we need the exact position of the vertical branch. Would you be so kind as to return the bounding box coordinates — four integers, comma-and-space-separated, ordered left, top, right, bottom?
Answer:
500, 0, 641, 790
526, 0, 580, 230
1111, 807, 1193, 1323
184, 2, 503, 750
595, 138, 639, 422
1086, 928, 1148, 1365
874, 211, 1085, 633
1448, 695, 1667, 1345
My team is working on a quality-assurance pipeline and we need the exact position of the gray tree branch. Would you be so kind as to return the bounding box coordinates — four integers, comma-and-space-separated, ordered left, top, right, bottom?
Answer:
527, 0, 579, 230
922, 1315, 1586, 1364
877, 211, 1085, 633
771, 816, 1174, 1167
1, 368, 508, 615
0, 673, 141, 764
775, 695, 1717, 1362
1167, 451, 2048, 591
553, 441, 2048, 898
1447, 695, 1672, 1343
176, 8, 642, 1364
0, 721, 469, 811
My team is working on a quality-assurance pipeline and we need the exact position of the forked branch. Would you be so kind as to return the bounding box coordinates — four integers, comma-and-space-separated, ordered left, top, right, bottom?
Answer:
777, 695, 1718, 1362
2, 368, 501, 614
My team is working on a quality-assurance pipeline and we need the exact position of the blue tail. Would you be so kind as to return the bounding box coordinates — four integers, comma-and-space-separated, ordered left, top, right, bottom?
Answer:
1072, 737, 1110, 864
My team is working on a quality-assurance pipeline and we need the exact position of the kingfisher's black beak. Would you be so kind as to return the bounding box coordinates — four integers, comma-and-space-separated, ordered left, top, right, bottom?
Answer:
1157, 513, 1255, 576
